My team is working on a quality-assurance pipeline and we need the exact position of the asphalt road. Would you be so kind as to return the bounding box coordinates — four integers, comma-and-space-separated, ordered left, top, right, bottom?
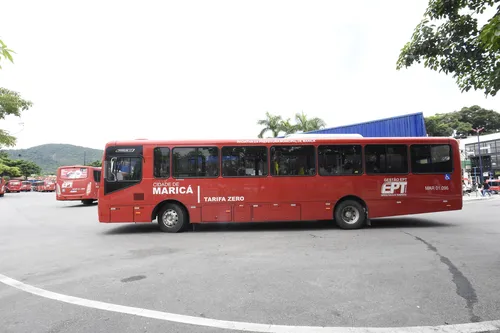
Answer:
0, 192, 499, 333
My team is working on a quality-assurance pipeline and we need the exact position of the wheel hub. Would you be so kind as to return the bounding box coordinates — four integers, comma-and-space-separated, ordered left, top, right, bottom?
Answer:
162, 209, 179, 227
341, 206, 360, 225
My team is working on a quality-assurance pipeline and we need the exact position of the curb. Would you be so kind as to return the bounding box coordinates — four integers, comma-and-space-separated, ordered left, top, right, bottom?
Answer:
463, 195, 499, 202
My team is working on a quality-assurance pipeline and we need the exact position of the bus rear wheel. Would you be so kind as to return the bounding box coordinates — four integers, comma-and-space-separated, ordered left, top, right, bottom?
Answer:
334, 200, 366, 229
82, 200, 94, 205
158, 203, 187, 233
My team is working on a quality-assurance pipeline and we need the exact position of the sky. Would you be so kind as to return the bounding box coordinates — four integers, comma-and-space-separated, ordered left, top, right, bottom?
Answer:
0, 0, 498, 150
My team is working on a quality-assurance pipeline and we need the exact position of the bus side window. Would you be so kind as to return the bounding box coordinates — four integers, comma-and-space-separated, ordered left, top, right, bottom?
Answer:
172, 147, 219, 178
270, 145, 315, 176
93, 170, 101, 183
221, 146, 268, 177
410, 144, 452, 174
365, 145, 408, 174
154, 147, 170, 178
318, 145, 362, 176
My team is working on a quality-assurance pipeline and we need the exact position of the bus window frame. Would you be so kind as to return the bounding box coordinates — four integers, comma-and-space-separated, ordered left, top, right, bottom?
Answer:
364, 144, 410, 175
153, 147, 171, 179
172, 146, 220, 179
409, 144, 454, 175
317, 144, 364, 177
270, 145, 317, 177
105, 156, 143, 183
220, 146, 269, 178
93, 169, 101, 183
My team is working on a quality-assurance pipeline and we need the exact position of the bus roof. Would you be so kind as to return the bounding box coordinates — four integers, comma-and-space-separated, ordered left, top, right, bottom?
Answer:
105, 137, 456, 148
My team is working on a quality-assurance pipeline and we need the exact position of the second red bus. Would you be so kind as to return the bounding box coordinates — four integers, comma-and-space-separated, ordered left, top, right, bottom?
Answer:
56, 165, 101, 205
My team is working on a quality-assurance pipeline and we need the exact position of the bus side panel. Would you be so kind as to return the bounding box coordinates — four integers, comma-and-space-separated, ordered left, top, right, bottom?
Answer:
202, 204, 232, 222
361, 177, 412, 218
233, 204, 251, 222
188, 206, 202, 223
110, 206, 134, 222
209, 177, 336, 222
266, 202, 301, 221
98, 200, 111, 222
300, 201, 333, 221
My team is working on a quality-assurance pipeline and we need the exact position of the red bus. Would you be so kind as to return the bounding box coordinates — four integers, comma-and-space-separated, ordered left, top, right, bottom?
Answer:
56, 165, 101, 205
32, 180, 53, 192
486, 179, 499, 194
6, 179, 22, 193
32, 181, 41, 192
0, 177, 5, 197
21, 181, 32, 192
35, 180, 56, 192
97, 137, 462, 232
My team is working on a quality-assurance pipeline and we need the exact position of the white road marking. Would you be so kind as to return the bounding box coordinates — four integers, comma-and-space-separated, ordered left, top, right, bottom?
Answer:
1, 273, 499, 333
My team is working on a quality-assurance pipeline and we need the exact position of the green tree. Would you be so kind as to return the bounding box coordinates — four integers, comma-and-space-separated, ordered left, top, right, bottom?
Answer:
11, 160, 41, 179
458, 105, 500, 134
0, 88, 33, 147
294, 111, 327, 132
87, 160, 102, 167
0, 152, 21, 177
397, 0, 500, 96
257, 112, 283, 138
0, 39, 15, 69
278, 118, 298, 135
1, 38, 33, 148
425, 105, 500, 137
425, 113, 472, 137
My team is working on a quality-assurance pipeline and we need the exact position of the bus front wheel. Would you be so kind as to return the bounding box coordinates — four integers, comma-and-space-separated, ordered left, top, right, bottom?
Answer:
158, 203, 187, 233
334, 200, 366, 229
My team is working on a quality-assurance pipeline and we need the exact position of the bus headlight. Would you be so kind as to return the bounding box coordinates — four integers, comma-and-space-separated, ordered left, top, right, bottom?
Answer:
56, 184, 61, 195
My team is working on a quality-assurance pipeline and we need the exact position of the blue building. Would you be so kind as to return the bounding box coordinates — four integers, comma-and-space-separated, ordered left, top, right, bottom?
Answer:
305, 112, 427, 137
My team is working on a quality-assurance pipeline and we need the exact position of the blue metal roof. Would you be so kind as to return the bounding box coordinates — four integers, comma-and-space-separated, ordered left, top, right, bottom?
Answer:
306, 112, 427, 137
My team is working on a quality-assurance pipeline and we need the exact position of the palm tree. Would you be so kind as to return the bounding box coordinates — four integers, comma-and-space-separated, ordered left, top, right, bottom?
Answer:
257, 112, 283, 138
279, 118, 299, 135
294, 111, 327, 132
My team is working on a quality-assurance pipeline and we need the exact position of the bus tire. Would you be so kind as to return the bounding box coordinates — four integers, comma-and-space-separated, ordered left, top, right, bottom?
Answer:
334, 200, 366, 230
158, 203, 187, 233
82, 200, 94, 205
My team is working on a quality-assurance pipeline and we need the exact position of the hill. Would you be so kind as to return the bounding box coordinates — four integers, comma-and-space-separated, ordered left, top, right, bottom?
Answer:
6, 144, 103, 174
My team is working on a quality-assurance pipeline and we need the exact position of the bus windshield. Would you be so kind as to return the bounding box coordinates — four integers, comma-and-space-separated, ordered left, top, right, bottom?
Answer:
60, 167, 89, 179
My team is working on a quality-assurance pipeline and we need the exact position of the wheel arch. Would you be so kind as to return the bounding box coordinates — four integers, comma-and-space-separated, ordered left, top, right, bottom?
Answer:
333, 195, 368, 220
152, 199, 190, 223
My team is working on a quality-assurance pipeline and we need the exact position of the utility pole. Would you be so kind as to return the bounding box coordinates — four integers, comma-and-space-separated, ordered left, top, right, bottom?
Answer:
84, 151, 86, 166
471, 127, 484, 183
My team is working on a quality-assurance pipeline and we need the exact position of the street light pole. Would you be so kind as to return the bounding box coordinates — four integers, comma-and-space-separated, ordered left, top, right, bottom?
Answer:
472, 127, 484, 183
